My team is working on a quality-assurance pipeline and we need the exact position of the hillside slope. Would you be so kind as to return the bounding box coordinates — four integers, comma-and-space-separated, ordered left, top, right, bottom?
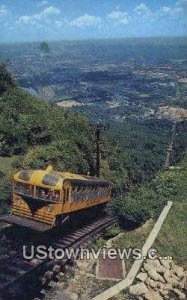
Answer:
0, 64, 187, 218
113, 151, 187, 267
154, 152, 187, 266
0, 78, 96, 175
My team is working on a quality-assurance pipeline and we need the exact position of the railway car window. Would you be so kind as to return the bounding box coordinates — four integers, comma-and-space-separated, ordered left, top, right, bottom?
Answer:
15, 182, 32, 196
85, 186, 91, 201
36, 187, 60, 202
18, 170, 34, 181
77, 186, 82, 193
42, 173, 61, 186
93, 187, 97, 200
72, 186, 83, 202
50, 190, 60, 201
92, 186, 97, 200
79, 187, 85, 201
90, 186, 96, 201
37, 187, 49, 199
72, 186, 78, 194
80, 187, 85, 202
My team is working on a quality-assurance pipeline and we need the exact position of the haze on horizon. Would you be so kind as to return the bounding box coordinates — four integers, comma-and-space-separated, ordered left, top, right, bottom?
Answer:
0, 0, 187, 43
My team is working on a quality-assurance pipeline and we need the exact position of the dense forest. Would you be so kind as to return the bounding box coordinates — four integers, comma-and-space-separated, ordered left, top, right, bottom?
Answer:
0, 63, 187, 223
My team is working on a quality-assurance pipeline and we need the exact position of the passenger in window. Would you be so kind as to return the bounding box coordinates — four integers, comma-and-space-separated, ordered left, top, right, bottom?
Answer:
26, 186, 30, 194
54, 192, 59, 201
40, 189, 46, 198
46, 190, 50, 199
51, 190, 56, 200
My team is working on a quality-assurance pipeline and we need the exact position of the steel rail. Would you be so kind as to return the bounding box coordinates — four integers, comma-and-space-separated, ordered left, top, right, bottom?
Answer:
0, 216, 117, 299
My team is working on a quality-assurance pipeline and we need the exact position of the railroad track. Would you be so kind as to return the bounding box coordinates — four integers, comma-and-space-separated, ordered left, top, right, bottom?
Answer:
0, 216, 117, 299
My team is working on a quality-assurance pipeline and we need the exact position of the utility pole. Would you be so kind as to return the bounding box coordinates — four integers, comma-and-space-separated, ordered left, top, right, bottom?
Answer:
94, 123, 109, 178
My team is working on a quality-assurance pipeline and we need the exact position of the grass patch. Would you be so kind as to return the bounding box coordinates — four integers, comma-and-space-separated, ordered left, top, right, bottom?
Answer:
115, 219, 155, 271
154, 200, 187, 267
105, 226, 122, 238
90, 237, 106, 251
114, 219, 155, 250
153, 154, 187, 267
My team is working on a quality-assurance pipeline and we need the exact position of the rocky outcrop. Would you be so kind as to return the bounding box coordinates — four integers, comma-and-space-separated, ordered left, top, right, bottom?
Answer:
129, 256, 186, 299
129, 283, 149, 295
136, 272, 148, 282
144, 290, 163, 300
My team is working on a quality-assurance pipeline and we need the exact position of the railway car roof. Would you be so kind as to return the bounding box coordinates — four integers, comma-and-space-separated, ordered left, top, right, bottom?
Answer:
13, 165, 109, 189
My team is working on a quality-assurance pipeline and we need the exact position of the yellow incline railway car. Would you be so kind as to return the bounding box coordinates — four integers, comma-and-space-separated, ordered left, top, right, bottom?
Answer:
0, 166, 112, 231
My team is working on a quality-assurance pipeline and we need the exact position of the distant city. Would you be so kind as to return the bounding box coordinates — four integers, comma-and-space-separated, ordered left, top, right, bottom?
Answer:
1, 37, 187, 121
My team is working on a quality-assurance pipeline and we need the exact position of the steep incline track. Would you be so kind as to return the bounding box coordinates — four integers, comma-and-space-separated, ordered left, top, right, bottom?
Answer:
0, 216, 117, 299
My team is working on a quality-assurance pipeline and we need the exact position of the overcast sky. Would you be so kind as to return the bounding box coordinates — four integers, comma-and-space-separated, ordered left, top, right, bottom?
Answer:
0, 0, 186, 43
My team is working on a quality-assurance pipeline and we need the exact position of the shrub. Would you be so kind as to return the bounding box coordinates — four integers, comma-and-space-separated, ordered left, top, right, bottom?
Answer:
105, 226, 122, 238
112, 176, 169, 228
